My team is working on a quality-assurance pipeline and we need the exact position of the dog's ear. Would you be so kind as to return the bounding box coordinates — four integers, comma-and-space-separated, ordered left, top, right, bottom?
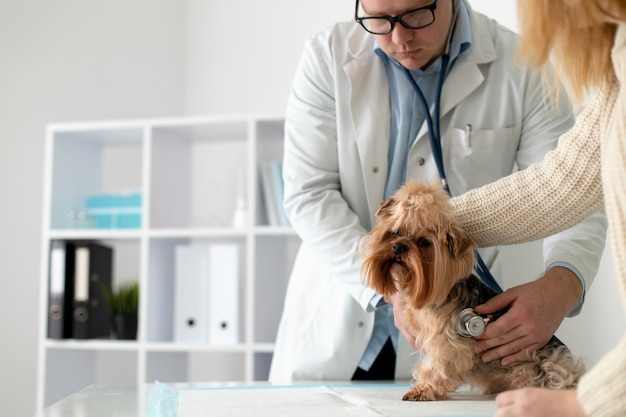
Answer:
446, 224, 474, 259
375, 197, 396, 220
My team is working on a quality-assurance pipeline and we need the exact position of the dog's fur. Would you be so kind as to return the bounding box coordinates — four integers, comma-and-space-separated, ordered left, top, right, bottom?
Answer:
361, 180, 585, 401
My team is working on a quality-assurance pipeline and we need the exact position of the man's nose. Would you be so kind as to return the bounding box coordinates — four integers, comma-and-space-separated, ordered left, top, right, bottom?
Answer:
391, 23, 413, 44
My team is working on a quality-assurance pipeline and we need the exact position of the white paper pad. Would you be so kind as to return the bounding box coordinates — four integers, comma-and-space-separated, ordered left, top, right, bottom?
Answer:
174, 384, 496, 417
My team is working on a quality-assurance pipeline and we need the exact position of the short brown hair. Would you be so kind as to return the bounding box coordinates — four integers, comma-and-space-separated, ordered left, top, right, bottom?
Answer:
516, 0, 626, 101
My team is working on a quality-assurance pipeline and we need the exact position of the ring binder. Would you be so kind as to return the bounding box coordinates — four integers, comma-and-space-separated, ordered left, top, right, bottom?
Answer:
71, 242, 113, 339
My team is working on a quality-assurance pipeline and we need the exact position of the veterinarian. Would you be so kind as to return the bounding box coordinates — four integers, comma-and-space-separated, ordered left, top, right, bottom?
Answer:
269, 0, 607, 382
449, 1, 626, 416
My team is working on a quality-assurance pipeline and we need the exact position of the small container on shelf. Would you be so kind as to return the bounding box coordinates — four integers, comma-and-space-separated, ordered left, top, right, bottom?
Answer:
85, 191, 142, 229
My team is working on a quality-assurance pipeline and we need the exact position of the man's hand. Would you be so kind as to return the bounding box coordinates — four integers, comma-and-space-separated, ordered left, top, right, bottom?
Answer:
388, 263, 423, 350
474, 267, 582, 365
388, 291, 422, 351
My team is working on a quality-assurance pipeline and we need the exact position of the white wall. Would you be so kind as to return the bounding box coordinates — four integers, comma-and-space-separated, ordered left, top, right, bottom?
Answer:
1, 1, 622, 416
184, 0, 352, 115
469, 0, 518, 32
0, 2, 186, 416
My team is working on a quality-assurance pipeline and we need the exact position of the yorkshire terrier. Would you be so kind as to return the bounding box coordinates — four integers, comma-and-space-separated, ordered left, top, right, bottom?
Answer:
361, 180, 585, 401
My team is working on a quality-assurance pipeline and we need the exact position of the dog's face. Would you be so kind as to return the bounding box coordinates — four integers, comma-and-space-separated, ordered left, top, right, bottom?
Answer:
362, 181, 476, 309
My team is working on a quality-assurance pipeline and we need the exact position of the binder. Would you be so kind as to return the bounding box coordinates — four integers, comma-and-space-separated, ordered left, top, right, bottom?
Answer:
208, 244, 241, 344
47, 240, 76, 339
71, 242, 113, 339
174, 245, 210, 344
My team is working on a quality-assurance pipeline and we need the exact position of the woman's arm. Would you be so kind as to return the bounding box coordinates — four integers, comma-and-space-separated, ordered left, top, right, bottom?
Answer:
450, 83, 618, 247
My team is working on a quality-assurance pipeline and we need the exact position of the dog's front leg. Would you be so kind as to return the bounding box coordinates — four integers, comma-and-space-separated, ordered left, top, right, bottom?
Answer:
403, 357, 464, 401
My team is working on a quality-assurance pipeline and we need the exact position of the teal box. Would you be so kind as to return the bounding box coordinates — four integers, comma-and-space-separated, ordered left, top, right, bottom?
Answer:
117, 213, 141, 229
85, 192, 142, 229
93, 214, 113, 229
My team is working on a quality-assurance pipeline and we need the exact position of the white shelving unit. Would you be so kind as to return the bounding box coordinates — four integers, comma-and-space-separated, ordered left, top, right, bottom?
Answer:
36, 115, 300, 409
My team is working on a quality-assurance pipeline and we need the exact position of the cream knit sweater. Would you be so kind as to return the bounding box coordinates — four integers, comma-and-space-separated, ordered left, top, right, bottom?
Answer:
450, 24, 626, 417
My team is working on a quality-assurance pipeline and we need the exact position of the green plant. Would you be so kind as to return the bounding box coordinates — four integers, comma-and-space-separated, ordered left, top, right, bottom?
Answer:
104, 281, 139, 317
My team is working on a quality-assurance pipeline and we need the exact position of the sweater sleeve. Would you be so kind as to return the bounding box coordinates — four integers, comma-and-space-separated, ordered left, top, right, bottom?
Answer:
449, 85, 617, 248
579, 26, 626, 414
578, 334, 626, 417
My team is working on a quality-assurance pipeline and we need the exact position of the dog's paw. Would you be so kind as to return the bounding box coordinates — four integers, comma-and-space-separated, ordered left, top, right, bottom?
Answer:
402, 386, 449, 401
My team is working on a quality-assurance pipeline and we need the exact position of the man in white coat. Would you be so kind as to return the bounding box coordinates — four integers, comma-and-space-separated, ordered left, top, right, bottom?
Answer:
269, 0, 607, 381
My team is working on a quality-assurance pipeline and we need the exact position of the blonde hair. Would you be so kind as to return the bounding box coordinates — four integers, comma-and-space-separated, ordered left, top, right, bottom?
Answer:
516, 0, 626, 102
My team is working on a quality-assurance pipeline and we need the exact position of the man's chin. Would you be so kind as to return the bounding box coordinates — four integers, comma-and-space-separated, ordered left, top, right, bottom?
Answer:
394, 51, 439, 71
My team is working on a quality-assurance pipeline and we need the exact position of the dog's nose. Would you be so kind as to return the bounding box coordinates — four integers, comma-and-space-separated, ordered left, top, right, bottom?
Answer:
393, 243, 407, 257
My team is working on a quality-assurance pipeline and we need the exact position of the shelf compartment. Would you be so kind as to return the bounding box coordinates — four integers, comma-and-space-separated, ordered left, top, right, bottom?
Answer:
43, 238, 140, 342
145, 351, 246, 383
253, 235, 300, 343
146, 236, 247, 344
150, 121, 248, 229
48, 126, 144, 230
44, 348, 138, 406
253, 352, 274, 381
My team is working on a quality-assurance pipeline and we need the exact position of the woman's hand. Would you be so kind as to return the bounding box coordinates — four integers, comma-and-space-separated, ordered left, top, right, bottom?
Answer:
495, 388, 588, 417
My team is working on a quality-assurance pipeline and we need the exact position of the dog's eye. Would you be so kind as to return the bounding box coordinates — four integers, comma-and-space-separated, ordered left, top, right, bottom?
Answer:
390, 230, 401, 237
415, 237, 431, 247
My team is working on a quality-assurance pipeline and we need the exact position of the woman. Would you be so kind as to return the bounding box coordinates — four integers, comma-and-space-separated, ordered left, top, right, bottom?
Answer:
450, 1, 626, 416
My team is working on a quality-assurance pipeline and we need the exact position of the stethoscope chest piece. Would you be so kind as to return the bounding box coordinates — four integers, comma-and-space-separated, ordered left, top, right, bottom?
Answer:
456, 308, 492, 338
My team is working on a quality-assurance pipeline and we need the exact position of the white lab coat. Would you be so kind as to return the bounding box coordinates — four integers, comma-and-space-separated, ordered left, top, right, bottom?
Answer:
269, 2, 607, 382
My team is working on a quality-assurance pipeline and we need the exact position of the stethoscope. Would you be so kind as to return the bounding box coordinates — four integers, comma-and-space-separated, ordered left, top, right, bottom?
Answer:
400, 54, 451, 195
400, 56, 504, 337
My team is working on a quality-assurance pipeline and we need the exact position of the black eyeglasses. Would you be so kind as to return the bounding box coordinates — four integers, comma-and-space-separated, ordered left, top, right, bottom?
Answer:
354, 0, 439, 35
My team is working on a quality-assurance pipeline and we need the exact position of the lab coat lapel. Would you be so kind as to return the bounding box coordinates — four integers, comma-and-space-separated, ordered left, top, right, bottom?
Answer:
413, 55, 484, 146
440, 54, 484, 118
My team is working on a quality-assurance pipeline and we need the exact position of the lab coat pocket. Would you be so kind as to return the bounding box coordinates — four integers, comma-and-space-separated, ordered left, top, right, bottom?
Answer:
445, 126, 520, 192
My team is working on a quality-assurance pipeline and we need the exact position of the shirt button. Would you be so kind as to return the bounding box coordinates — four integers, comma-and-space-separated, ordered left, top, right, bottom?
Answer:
418, 158, 425, 166
357, 321, 364, 328
416, 112, 423, 119
372, 166, 379, 173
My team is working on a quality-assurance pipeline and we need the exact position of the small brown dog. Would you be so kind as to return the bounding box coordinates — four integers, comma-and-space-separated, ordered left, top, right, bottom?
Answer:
362, 180, 585, 401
